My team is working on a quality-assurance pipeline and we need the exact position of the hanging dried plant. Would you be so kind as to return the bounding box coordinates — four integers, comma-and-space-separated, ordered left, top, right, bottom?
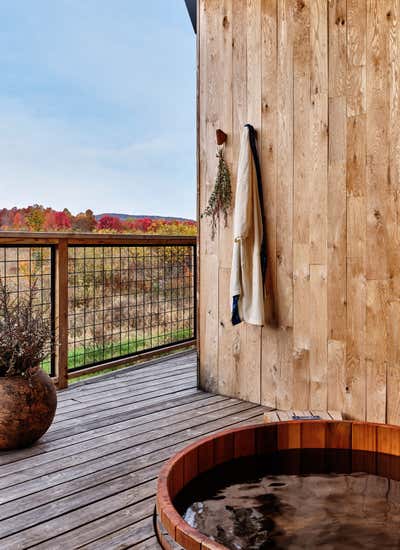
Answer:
202, 146, 232, 240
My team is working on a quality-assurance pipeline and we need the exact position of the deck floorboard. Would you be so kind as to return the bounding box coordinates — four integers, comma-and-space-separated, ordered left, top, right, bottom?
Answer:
0, 350, 268, 549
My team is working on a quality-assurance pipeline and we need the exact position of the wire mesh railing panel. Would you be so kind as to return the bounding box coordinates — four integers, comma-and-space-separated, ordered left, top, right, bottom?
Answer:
0, 246, 55, 376
67, 244, 196, 371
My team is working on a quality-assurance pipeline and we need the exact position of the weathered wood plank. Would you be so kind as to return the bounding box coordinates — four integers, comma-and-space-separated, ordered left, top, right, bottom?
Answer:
58, 356, 196, 405
366, 280, 388, 423
345, 258, 366, 421
0, 394, 222, 467
292, 0, 311, 410
51, 385, 198, 431
217, 0, 248, 402
309, 264, 328, 410
239, 0, 263, 405
54, 374, 198, 417
197, 0, 400, 426
197, 0, 400, 428
60, 369, 196, 402
327, 97, 346, 345
0, 409, 265, 548
327, 339, 346, 412
328, 0, 347, 410
0, 350, 267, 549
54, 240, 69, 389
0, 481, 158, 549
218, 0, 233, 270
387, 299, 400, 425
131, 535, 160, 549
366, 0, 393, 281
0, 401, 261, 491
58, 376, 195, 411
309, 0, 328, 265
0, 398, 243, 480
292, 244, 310, 409
217, 0, 236, 401
260, 0, 278, 409
0, 405, 264, 505
199, 0, 219, 393
79, 515, 156, 550
274, 0, 294, 413
47, 390, 206, 441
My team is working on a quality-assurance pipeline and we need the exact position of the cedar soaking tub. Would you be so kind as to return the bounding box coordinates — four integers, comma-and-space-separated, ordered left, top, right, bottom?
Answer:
156, 421, 400, 549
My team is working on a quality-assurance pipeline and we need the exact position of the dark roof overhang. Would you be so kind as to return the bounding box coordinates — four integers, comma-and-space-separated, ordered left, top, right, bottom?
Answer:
184, 0, 196, 33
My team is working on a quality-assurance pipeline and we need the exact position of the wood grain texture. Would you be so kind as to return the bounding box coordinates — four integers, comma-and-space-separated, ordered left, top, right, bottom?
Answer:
260, 0, 279, 409
198, 0, 400, 423
217, 0, 235, 399
55, 239, 69, 389
199, 0, 219, 392
292, 0, 311, 410
328, 2, 347, 371
241, 0, 263, 404
0, 352, 267, 549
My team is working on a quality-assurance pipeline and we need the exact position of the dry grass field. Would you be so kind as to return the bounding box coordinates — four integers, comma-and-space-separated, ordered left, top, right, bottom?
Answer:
0, 245, 195, 375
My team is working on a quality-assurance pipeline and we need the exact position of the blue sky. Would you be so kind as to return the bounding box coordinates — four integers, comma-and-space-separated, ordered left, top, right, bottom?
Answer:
0, 1, 196, 218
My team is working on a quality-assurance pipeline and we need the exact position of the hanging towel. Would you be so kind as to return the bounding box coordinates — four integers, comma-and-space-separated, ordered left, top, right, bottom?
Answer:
230, 124, 266, 326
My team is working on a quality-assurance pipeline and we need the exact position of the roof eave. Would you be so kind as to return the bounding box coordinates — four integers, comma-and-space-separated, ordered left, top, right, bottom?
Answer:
184, 0, 196, 33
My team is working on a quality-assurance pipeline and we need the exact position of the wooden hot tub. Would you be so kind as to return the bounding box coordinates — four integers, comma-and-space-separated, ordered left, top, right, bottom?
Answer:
155, 420, 400, 549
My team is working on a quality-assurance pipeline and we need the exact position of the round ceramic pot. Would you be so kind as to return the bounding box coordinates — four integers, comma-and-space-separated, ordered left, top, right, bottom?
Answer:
0, 368, 57, 450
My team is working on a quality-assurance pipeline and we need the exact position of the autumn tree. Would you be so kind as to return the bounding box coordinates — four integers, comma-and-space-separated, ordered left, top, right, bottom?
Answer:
0, 208, 14, 228
125, 217, 152, 233
73, 209, 97, 232
26, 205, 45, 231
12, 212, 27, 229
97, 215, 122, 232
44, 210, 72, 231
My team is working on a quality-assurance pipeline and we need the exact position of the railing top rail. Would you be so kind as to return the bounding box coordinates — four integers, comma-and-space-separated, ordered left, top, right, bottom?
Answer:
0, 231, 197, 246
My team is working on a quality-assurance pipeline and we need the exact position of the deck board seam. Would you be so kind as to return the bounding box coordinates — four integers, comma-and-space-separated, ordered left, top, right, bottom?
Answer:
0, 403, 262, 492
0, 398, 249, 477
0, 395, 230, 466
54, 377, 199, 418
0, 352, 266, 549
0, 412, 265, 547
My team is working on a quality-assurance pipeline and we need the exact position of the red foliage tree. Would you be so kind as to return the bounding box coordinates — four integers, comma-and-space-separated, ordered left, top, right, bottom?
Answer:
126, 217, 152, 232
97, 215, 122, 231
43, 210, 71, 231
12, 212, 26, 229
54, 211, 72, 230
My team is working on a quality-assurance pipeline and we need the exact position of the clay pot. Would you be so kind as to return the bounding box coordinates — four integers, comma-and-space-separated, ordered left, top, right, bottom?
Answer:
0, 368, 57, 450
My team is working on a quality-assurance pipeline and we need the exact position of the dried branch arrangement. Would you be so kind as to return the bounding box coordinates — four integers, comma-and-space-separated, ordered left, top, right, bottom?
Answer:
0, 282, 52, 377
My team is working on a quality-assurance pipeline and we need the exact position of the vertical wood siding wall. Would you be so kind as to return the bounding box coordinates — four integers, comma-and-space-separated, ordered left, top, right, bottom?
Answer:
198, 0, 400, 423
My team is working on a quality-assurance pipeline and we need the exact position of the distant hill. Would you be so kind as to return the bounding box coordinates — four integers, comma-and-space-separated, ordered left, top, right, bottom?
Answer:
96, 213, 195, 223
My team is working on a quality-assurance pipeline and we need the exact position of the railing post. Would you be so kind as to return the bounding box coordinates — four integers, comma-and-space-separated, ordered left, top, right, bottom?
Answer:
0, 232, 196, 381
54, 240, 69, 389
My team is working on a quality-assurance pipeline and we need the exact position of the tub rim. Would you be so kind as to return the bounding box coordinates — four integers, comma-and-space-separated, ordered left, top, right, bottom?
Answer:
156, 420, 400, 550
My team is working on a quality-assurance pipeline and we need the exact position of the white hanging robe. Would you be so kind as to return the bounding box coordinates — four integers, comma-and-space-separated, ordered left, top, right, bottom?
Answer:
230, 125, 265, 326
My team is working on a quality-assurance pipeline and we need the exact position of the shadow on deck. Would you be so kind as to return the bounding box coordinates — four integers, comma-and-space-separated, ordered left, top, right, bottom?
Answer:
0, 351, 267, 549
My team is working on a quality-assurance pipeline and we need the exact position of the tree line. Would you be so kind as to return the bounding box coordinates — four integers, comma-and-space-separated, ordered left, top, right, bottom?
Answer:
0, 205, 196, 235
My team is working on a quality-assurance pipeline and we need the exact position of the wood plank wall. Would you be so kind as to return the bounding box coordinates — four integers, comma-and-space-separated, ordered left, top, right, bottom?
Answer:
198, 0, 400, 423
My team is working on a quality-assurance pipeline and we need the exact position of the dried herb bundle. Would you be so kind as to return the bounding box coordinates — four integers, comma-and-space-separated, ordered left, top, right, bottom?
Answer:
202, 146, 232, 240
0, 282, 52, 377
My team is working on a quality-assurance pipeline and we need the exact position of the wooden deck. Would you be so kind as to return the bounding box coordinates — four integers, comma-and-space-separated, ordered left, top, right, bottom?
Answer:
0, 351, 268, 549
